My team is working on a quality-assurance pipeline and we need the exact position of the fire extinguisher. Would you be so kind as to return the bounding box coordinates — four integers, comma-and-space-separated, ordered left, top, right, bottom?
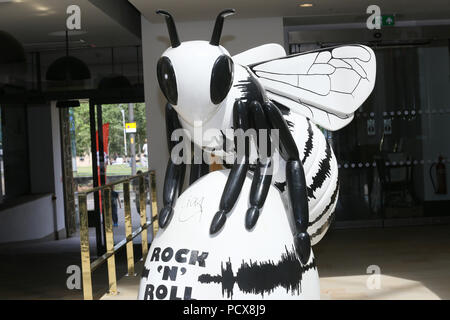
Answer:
430, 155, 447, 194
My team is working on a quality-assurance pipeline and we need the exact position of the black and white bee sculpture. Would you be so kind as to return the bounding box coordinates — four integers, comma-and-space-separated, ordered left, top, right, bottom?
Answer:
156, 9, 376, 264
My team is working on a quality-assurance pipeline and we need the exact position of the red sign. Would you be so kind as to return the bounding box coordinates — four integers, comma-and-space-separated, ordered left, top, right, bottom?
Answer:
96, 123, 110, 155
95, 123, 110, 213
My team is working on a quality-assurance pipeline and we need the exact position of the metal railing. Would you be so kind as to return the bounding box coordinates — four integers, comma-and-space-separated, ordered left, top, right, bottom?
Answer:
78, 170, 158, 300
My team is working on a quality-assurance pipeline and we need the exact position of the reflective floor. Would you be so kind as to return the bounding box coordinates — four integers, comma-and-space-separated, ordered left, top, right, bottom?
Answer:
315, 224, 450, 299
0, 202, 148, 300
0, 224, 449, 300
105, 224, 450, 300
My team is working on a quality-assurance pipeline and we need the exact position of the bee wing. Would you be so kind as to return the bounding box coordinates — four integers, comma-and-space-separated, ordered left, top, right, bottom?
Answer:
232, 43, 286, 66
250, 45, 376, 131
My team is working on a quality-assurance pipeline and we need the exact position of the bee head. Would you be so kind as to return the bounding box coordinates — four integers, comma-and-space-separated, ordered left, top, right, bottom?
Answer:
156, 9, 235, 126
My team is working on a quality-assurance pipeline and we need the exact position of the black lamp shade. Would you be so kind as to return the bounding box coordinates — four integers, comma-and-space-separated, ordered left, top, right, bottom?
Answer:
56, 100, 80, 108
98, 74, 131, 90
46, 55, 91, 81
0, 30, 26, 64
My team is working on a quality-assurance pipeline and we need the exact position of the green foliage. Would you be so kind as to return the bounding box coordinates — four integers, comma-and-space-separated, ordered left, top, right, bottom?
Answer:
72, 103, 147, 158
133, 103, 148, 150
73, 103, 91, 157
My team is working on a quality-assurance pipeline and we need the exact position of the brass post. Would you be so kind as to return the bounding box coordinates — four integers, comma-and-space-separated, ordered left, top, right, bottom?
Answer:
150, 171, 159, 238
123, 182, 135, 276
78, 193, 93, 300
139, 175, 148, 258
103, 188, 118, 295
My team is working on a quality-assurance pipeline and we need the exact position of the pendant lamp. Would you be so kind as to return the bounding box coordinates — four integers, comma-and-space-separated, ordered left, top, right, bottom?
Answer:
98, 47, 131, 90
46, 30, 90, 81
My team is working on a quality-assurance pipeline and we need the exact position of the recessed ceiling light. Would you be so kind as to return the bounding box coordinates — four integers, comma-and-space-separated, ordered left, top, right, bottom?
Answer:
299, 3, 313, 7
35, 5, 49, 11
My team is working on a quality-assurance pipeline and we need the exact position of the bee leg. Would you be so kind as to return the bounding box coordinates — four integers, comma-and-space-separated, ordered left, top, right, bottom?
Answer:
263, 101, 311, 265
159, 103, 186, 228
246, 101, 273, 229
246, 160, 272, 229
286, 160, 311, 264
160, 160, 185, 227
210, 99, 250, 234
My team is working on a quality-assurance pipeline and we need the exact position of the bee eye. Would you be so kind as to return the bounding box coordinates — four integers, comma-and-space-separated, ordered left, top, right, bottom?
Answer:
157, 56, 178, 105
210, 55, 234, 105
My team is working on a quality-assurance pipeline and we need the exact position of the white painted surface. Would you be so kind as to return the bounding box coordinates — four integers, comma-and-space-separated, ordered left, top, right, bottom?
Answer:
141, 15, 284, 208
232, 43, 286, 66
138, 170, 320, 300
0, 194, 55, 243
254, 45, 376, 131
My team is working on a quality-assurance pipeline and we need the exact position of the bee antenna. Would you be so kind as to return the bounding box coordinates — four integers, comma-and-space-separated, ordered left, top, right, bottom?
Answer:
210, 9, 236, 46
156, 10, 181, 48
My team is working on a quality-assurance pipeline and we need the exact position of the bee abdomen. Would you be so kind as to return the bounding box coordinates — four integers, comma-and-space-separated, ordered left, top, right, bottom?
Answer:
280, 114, 339, 245
303, 120, 338, 245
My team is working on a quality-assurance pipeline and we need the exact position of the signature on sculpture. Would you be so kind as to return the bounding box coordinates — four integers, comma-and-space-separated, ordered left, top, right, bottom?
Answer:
178, 196, 206, 223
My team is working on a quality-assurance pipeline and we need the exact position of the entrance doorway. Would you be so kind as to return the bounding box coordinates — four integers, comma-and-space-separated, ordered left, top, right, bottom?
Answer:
69, 101, 148, 255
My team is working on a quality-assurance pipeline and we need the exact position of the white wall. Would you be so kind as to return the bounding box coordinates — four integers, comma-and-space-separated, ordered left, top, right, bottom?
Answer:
141, 15, 284, 207
0, 102, 65, 243
0, 194, 56, 243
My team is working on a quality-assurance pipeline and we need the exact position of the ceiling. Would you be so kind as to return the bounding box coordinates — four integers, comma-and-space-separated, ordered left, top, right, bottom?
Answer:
2, 0, 448, 51
129, 0, 450, 23
0, 0, 140, 51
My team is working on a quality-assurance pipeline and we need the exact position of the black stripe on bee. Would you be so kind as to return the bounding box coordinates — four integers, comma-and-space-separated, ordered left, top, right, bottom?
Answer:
235, 75, 265, 103
271, 101, 294, 132
307, 141, 332, 199
274, 181, 286, 193
302, 120, 313, 165
310, 205, 337, 239
308, 179, 339, 227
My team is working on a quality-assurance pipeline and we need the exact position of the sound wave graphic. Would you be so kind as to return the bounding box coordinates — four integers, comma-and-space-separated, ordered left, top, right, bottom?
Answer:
198, 246, 316, 299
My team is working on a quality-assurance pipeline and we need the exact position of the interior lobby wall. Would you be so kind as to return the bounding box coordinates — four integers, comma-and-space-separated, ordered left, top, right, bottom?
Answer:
0, 102, 65, 243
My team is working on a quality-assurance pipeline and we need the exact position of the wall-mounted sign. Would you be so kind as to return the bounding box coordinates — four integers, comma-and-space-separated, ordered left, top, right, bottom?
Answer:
384, 118, 392, 135
125, 122, 136, 133
382, 14, 395, 26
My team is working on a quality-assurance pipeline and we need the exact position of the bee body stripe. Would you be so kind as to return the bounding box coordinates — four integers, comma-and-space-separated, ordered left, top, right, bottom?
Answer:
273, 111, 339, 245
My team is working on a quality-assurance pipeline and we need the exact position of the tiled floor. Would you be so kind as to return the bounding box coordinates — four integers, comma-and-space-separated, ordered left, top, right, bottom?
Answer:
1, 224, 449, 300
